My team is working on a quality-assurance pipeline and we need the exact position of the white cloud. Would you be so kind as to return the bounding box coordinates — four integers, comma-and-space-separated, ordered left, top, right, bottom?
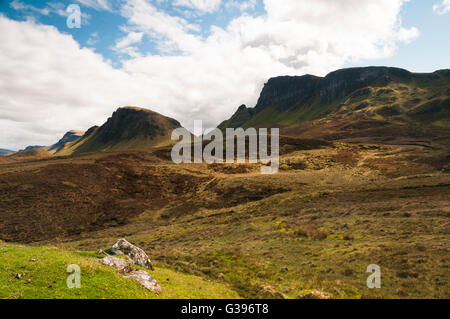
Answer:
0, 0, 419, 150
10, 0, 91, 22
0, 16, 131, 150
87, 32, 100, 46
114, 31, 144, 56
10, 0, 50, 15
433, 0, 450, 14
119, 0, 419, 122
121, 0, 202, 53
173, 0, 222, 13
226, 0, 257, 12
75, 0, 112, 11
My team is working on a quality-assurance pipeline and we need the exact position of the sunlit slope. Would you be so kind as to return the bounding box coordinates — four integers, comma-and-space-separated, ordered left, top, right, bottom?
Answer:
0, 241, 240, 299
57, 107, 182, 155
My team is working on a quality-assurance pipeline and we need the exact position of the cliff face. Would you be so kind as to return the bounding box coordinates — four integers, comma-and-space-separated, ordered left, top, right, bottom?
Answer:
317, 67, 412, 105
218, 66, 450, 140
255, 75, 321, 111
252, 67, 414, 110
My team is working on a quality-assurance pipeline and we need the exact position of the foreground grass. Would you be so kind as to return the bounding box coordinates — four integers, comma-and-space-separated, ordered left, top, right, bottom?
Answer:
0, 242, 240, 299
6, 144, 450, 299
67, 165, 450, 299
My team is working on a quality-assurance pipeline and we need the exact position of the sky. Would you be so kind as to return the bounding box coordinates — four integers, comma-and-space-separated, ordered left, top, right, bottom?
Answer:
0, 0, 449, 151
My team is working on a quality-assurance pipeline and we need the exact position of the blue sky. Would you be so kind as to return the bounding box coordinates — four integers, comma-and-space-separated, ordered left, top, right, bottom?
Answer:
0, 0, 267, 67
0, 0, 449, 150
349, 0, 450, 72
1, 0, 448, 72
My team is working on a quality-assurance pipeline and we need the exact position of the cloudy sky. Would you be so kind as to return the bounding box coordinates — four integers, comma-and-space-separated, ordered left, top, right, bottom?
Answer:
0, 0, 449, 150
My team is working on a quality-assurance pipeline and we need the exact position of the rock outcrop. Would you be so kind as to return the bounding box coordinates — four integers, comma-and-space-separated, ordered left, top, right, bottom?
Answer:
101, 256, 133, 273
99, 239, 161, 294
112, 238, 154, 271
124, 270, 162, 294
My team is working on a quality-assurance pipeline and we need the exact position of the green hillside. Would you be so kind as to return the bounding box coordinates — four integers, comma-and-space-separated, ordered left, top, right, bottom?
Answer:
0, 241, 240, 299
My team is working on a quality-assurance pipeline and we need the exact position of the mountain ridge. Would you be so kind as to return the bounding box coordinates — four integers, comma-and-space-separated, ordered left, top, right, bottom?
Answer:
48, 130, 84, 153
3, 66, 450, 155
218, 66, 450, 142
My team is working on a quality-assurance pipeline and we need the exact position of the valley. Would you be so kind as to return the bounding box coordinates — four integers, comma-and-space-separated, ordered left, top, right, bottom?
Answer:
0, 66, 449, 299
1, 141, 448, 298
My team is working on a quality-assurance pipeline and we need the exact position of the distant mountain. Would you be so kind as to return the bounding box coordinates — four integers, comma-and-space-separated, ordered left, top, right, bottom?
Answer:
48, 130, 84, 153
0, 149, 15, 156
8, 148, 52, 160
18, 145, 45, 153
219, 67, 450, 142
57, 106, 183, 155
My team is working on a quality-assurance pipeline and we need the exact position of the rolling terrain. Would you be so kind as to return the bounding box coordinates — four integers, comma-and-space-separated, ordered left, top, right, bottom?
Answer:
0, 66, 449, 299
0, 142, 448, 298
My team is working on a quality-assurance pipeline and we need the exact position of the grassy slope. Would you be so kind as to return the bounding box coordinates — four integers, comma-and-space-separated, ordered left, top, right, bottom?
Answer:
0, 242, 240, 299
59, 145, 449, 299
1, 144, 448, 299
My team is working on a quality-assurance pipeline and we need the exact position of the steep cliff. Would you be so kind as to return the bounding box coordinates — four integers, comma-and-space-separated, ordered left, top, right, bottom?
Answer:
219, 67, 450, 141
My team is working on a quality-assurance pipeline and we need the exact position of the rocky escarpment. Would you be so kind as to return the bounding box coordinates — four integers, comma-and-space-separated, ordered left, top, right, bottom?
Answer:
317, 67, 413, 105
255, 75, 321, 111
218, 66, 450, 140
253, 67, 413, 110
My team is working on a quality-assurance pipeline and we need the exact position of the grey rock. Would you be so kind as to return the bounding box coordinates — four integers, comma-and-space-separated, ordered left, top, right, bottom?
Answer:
124, 270, 162, 294
112, 239, 154, 271
101, 256, 133, 273
100, 239, 161, 294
